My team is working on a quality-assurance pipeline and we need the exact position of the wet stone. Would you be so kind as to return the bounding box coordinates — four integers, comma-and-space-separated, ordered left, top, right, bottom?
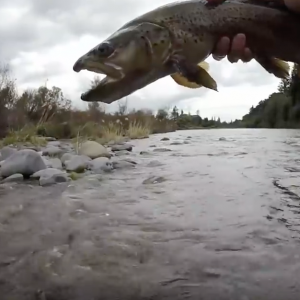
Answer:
140, 151, 151, 155
0, 149, 47, 178
111, 144, 133, 152
143, 176, 167, 184
79, 141, 111, 159
153, 148, 172, 152
147, 160, 164, 167
2, 173, 24, 183
0, 146, 17, 161
114, 150, 131, 156
42, 146, 63, 157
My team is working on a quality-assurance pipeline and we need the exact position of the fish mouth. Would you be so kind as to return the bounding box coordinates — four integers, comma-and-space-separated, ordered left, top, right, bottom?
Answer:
73, 54, 123, 79
80, 76, 116, 101
80, 65, 175, 104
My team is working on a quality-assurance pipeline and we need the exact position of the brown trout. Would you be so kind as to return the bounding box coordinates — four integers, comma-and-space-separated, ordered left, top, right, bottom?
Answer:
73, 0, 300, 104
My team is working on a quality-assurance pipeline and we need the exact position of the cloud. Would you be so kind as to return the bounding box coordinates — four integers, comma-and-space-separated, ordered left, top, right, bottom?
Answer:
2, 0, 282, 121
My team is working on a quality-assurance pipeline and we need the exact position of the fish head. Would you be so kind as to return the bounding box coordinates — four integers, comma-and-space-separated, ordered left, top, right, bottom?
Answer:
73, 22, 173, 104
80, 64, 174, 104
73, 22, 172, 78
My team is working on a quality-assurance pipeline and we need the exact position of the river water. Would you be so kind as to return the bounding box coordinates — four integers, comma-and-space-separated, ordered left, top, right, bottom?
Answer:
1, 129, 300, 300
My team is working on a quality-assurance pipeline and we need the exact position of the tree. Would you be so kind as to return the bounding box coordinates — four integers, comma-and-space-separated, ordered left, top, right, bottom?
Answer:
117, 97, 128, 115
156, 109, 168, 120
171, 106, 179, 120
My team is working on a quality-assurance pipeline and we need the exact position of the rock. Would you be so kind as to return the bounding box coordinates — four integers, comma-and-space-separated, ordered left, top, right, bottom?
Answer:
187, 136, 192, 139
42, 157, 53, 168
87, 157, 113, 173
0, 146, 17, 161
45, 137, 56, 141
0, 149, 47, 178
48, 158, 63, 169
140, 151, 151, 155
31, 168, 66, 179
153, 148, 172, 152
65, 155, 91, 173
147, 160, 164, 167
114, 150, 131, 156
19, 146, 40, 152
79, 141, 111, 159
42, 146, 63, 157
31, 168, 68, 186
68, 172, 84, 181
149, 145, 157, 148
161, 137, 170, 141
47, 141, 61, 147
170, 142, 182, 145
40, 174, 69, 186
2, 173, 24, 183
107, 140, 117, 146
111, 144, 133, 152
143, 176, 167, 184
122, 158, 137, 165
112, 160, 136, 170
183, 141, 190, 144
219, 137, 226, 141
61, 153, 75, 165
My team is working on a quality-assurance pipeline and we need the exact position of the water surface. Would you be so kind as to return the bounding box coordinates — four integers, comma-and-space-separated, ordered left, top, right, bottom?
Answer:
1, 129, 300, 300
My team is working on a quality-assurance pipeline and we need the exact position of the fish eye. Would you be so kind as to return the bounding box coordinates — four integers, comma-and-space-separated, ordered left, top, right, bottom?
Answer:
96, 42, 114, 57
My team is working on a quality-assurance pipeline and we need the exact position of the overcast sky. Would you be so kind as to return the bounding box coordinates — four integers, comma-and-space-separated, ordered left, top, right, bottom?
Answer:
2, 0, 282, 121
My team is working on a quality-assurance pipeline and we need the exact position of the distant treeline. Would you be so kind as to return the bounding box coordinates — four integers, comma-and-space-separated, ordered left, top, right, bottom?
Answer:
227, 63, 300, 129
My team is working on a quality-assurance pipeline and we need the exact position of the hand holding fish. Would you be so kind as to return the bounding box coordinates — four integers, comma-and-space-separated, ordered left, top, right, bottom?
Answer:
211, 0, 300, 63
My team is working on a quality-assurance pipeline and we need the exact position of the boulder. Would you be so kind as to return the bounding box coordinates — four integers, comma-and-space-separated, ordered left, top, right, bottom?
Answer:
65, 155, 91, 173
79, 141, 111, 159
0, 149, 47, 178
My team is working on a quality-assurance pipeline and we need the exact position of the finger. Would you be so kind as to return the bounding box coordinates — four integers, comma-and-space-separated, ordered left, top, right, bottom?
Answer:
227, 33, 247, 63
241, 47, 253, 63
284, 0, 300, 13
212, 37, 230, 61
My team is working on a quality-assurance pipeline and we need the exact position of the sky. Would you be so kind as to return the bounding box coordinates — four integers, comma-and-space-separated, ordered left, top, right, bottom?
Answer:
1, 0, 282, 122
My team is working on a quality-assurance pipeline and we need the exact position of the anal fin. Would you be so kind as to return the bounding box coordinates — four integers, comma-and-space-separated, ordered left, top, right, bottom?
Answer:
255, 56, 290, 79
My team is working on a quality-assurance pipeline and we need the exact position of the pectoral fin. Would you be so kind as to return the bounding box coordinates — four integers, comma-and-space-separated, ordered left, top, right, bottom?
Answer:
170, 58, 218, 91
171, 61, 209, 89
255, 56, 290, 79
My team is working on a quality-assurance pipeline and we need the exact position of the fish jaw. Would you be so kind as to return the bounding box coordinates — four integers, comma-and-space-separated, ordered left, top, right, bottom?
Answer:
80, 65, 174, 104
72, 46, 123, 79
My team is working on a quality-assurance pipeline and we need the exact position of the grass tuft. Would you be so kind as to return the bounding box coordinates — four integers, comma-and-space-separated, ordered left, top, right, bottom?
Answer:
127, 120, 151, 139
2, 125, 47, 147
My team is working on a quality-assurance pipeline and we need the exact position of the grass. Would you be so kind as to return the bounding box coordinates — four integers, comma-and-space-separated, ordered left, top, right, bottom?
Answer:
0, 117, 175, 152
97, 121, 124, 144
126, 120, 151, 139
1, 126, 47, 147
72, 120, 152, 150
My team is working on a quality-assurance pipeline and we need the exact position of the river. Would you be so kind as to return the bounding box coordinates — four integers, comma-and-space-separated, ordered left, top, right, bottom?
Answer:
1, 128, 300, 300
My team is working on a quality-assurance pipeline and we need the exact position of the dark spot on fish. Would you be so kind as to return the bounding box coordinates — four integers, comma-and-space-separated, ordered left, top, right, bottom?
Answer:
153, 43, 158, 47
194, 39, 198, 43
161, 40, 165, 43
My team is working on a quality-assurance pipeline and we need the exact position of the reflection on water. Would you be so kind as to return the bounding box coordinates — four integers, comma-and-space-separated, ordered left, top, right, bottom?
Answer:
1, 129, 300, 299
